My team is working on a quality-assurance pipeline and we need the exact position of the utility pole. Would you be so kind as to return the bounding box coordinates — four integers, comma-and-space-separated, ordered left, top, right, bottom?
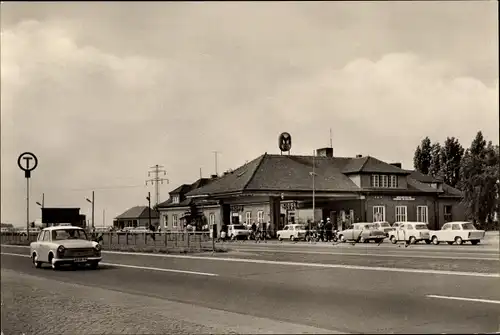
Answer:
42, 193, 45, 208
103, 209, 105, 228
330, 128, 333, 148
212, 151, 220, 176
146, 165, 169, 208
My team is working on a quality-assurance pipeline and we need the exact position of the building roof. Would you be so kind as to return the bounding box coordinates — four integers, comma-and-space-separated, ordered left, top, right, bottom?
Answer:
342, 156, 410, 175
441, 184, 463, 197
158, 178, 215, 208
405, 170, 442, 183
115, 206, 159, 220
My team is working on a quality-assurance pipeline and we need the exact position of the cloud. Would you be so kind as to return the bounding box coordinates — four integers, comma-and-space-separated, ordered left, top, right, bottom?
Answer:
1, 6, 498, 226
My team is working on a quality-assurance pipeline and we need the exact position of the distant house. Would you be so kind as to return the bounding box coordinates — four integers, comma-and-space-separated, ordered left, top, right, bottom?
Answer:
113, 206, 159, 229
157, 178, 219, 231
1, 223, 14, 229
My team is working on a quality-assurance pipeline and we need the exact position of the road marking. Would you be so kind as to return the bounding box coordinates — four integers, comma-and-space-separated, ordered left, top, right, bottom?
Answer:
3, 249, 498, 278
103, 251, 499, 278
230, 248, 499, 261
0, 253, 218, 277
427, 294, 500, 305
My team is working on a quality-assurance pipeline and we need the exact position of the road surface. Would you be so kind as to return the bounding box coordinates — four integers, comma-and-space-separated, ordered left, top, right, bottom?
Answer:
1, 245, 499, 334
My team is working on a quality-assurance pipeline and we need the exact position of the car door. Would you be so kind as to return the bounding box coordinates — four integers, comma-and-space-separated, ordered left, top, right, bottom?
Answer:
451, 223, 462, 239
38, 231, 49, 262
440, 224, 452, 241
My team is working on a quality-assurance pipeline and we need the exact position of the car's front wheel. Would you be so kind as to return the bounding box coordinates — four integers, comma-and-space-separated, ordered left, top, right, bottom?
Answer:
431, 236, 439, 245
390, 236, 397, 244
49, 254, 59, 271
32, 253, 41, 269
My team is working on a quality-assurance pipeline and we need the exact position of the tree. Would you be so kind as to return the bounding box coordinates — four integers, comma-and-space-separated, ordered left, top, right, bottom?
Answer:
413, 137, 432, 174
428, 142, 443, 178
439, 137, 464, 188
459, 132, 499, 229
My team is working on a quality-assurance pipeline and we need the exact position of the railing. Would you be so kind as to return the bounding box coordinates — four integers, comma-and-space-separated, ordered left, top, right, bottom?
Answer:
0, 231, 217, 253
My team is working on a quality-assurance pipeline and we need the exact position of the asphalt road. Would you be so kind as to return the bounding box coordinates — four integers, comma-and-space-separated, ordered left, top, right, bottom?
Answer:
2, 245, 499, 334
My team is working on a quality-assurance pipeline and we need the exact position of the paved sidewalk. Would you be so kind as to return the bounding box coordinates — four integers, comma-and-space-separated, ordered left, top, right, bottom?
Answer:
0, 269, 335, 334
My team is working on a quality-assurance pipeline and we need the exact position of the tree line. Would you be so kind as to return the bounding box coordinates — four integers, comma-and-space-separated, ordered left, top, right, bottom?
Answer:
413, 131, 499, 229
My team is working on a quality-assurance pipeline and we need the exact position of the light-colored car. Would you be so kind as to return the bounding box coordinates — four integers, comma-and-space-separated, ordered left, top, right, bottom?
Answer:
277, 224, 308, 241
373, 221, 396, 237
338, 223, 387, 243
30, 226, 102, 270
389, 222, 431, 244
429, 222, 485, 245
227, 224, 251, 240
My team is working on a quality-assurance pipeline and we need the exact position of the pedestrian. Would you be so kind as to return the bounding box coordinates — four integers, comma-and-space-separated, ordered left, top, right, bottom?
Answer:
325, 218, 333, 242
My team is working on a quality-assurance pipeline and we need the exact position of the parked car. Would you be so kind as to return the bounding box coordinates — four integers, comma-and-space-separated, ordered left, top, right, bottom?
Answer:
227, 224, 251, 240
277, 224, 308, 241
429, 222, 485, 245
338, 223, 386, 243
389, 222, 431, 244
373, 221, 396, 237
30, 226, 102, 270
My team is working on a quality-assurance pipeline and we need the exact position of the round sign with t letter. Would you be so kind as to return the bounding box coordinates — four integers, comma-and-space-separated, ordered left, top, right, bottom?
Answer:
18, 152, 38, 178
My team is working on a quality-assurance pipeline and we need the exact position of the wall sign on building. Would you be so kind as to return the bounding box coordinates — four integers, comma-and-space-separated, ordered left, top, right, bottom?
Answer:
393, 196, 415, 201
230, 205, 244, 212
282, 202, 297, 211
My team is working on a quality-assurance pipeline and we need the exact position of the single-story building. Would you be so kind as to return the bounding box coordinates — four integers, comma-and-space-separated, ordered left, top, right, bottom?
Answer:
183, 147, 465, 235
113, 206, 159, 229
157, 178, 219, 232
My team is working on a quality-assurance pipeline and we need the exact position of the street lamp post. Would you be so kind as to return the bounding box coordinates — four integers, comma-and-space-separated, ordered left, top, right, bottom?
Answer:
86, 191, 95, 229
309, 150, 317, 231
146, 192, 152, 229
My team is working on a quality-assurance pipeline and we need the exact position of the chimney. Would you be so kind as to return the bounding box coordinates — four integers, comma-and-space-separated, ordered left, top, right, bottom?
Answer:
356, 154, 363, 158
316, 147, 333, 158
390, 163, 402, 169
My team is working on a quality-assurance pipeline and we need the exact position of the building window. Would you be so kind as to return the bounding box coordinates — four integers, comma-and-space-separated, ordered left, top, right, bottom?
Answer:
163, 215, 168, 227
389, 175, 398, 188
172, 195, 179, 204
395, 206, 407, 222
371, 175, 380, 188
373, 206, 385, 222
172, 214, 178, 228
257, 211, 264, 224
417, 206, 428, 223
209, 213, 215, 230
288, 211, 296, 223
444, 205, 453, 223
245, 211, 251, 224
381, 175, 388, 188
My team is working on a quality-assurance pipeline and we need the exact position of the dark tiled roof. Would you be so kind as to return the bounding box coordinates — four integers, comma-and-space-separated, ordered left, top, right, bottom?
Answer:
160, 198, 193, 208
187, 154, 360, 196
115, 206, 159, 220
405, 170, 442, 183
158, 178, 215, 208
186, 154, 267, 196
441, 184, 463, 197
406, 177, 441, 193
170, 184, 192, 194
342, 156, 410, 175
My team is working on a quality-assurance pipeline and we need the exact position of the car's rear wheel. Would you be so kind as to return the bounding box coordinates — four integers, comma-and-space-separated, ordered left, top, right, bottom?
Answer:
290, 235, 295, 242
455, 236, 463, 245
32, 253, 41, 269
409, 236, 417, 245
471, 240, 480, 245
390, 236, 397, 244
278, 235, 283, 241
431, 236, 439, 245
359, 236, 366, 243
339, 235, 345, 243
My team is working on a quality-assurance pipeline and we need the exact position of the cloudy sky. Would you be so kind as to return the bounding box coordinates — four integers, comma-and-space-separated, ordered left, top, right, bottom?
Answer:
1, 1, 498, 226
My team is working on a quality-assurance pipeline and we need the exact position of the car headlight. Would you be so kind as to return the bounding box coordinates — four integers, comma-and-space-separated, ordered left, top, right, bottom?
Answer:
57, 245, 65, 255
95, 244, 101, 251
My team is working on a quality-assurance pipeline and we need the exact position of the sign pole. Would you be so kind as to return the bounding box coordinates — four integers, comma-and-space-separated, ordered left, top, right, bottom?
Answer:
26, 177, 30, 239
18, 152, 38, 242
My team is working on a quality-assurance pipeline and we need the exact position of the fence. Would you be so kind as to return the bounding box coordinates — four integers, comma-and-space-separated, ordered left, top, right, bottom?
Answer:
0, 231, 217, 253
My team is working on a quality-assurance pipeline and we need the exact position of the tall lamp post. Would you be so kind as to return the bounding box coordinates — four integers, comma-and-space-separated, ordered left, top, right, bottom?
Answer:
309, 150, 317, 231
146, 192, 152, 229
86, 191, 95, 229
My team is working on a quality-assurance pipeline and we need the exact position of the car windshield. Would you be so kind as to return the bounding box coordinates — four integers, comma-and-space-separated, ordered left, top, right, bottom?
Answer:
233, 225, 246, 230
415, 224, 428, 230
364, 224, 374, 229
379, 222, 391, 227
462, 223, 476, 230
295, 225, 306, 230
52, 229, 88, 240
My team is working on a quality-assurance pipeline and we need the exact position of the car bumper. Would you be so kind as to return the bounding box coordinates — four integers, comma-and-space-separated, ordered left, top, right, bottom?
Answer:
53, 256, 102, 265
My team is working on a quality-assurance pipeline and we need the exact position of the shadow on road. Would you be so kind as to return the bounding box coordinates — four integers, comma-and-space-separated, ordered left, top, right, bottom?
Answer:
39, 264, 117, 271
